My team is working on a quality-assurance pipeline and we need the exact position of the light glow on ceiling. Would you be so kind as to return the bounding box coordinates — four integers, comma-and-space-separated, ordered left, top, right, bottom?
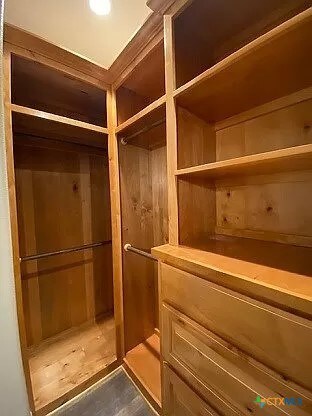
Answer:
89, 0, 111, 16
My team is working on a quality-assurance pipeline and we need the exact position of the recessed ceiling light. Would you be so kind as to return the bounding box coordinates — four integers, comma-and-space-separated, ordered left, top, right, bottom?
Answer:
89, 0, 111, 16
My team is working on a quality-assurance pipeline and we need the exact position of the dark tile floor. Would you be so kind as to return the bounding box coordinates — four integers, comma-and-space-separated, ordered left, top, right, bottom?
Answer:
52, 368, 156, 416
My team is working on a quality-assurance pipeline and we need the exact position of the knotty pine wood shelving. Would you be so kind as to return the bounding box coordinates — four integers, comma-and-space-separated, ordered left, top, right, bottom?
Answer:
116, 95, 166, 149
12, 54, 107, 127
12, 104, 108, 149
174, 8, 312, 123
176, 144, 312, 179
116, 39, 165, 126
6, 44, 115, 416
163, 0, 312, 322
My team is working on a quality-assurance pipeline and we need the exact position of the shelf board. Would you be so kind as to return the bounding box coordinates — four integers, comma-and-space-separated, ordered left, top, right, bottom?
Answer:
12, 104, 108, 149
116, 95, 166, 149
152, 239, 312, 317
176, 144, 312, 179
174, 8, 312, 123
124, 334, 161, 409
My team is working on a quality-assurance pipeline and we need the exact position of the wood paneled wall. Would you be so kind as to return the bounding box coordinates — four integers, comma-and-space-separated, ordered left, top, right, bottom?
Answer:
119, 141, 168, 352
14, 136, 113, 346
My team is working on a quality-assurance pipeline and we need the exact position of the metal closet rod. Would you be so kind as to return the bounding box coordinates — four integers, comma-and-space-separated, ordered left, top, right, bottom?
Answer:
120, 117, 166, 145
124, 243, 157, 261
20, 240, 112, 262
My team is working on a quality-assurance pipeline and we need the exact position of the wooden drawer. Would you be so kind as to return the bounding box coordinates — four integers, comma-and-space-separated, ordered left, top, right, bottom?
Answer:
160, 263, 312, 392
162, 303, 312, 416
163, 364, 220, 416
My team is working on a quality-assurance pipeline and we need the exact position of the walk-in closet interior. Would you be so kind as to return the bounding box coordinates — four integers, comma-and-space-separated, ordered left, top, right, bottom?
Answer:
3, 0, 312, 415
116, 36, 167, 408
7, 53, 116, 413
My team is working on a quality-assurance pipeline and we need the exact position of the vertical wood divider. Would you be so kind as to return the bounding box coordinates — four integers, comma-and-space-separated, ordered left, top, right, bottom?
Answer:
3, 45, 35, 411
164, 14, 179, 245
107, 88, 125, 359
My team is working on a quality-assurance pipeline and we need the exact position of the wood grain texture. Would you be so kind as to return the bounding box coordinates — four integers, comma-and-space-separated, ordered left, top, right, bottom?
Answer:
177, 106, 215, 169
14, 138, 113, 345
3, 45, 36, 411
174, 0, 310, 87
160, 263, 312, 392
107, 89, 125, 360
119, 142, 168, 352
12, 55, 107, 127
152, 242, 312, 317
175, 8, 312, 122
164, 15, 179, 245
124, 334, 161, 408
163, 364, 221, 416
163, 304, 312, 415
29, 315, 116, 413
115, 41, 165, 125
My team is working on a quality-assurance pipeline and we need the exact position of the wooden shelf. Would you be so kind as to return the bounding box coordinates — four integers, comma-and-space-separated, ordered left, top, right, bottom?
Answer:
12, 104, 108, 149
176, 144, 312, 179
124, 334, 161, 409
116, 95, 166, 149
116, 40, 165, 125
174, 9, 312, 123
116, 95, 166, 135
12, 54, 107, 127
29, 315, 116, 414
152, 239, 312, 317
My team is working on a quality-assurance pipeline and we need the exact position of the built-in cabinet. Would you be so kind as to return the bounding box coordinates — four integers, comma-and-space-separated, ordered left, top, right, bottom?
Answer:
152, 1, 312, 415
4, 0, 312, 415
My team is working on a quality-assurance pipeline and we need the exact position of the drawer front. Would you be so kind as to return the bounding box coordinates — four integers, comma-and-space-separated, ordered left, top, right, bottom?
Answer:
162, 303, 312, 416
163, 364, 220, 416
160, 263, 312, 392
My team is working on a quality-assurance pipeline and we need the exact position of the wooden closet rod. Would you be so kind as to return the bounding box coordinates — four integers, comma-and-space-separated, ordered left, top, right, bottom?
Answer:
20, 240, 112, 262
124, 243, 157, 261
120, 117, 166, 145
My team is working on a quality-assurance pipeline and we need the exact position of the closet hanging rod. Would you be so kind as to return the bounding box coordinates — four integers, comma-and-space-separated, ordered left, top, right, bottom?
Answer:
20, 240, 112, 262
120, 117, 166, 145
124, 243, 157, 261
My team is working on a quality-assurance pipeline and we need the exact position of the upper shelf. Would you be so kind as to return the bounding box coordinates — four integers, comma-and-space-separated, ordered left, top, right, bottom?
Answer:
116, 40, 165, 126
176, 144, 312, 179
116, 95, 166, 150
11, 55, 107, 127
174, 0, 311, 88
174, 8, 312, 123
12, 104, 108, 149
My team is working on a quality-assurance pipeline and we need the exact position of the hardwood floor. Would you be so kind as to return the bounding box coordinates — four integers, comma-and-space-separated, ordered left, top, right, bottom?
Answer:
124, 334, 161, 408
29, 315, 116, 412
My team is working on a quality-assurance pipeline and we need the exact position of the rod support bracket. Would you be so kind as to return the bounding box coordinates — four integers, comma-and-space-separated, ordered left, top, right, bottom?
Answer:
124, 243, 131, 251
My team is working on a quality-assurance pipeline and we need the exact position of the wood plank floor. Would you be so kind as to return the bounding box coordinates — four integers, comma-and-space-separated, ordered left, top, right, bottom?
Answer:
29, 315, 116, 411
52, 367, 156, 416
124, 334, 161, 407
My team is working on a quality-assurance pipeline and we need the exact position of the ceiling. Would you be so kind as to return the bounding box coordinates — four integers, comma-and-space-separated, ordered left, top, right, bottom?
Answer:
4, 0, 151, 69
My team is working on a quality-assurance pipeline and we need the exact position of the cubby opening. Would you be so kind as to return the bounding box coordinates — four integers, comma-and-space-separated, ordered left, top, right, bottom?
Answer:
174, 0, 311, 88
176, 93, 312, 172
12, 55, 107, 127
176, 95, 312, 302
12, 92, 114, 412
118, 118, 167, 407
116, 40, 165, 126
175, 9, 312, 301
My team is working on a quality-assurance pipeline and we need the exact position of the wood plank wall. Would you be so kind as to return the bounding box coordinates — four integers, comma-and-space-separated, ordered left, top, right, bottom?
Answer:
14, 137, 113, 346
119, 142, 168, 352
